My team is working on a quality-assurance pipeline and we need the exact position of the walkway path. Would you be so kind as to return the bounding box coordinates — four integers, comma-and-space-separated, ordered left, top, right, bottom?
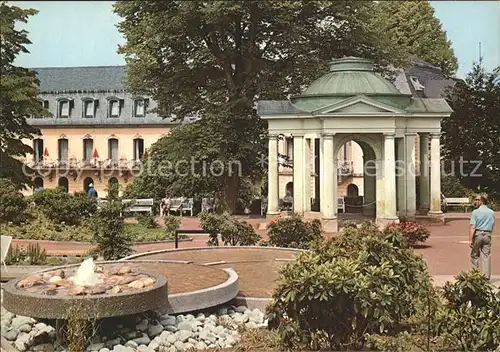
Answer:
7, 214, 500, 276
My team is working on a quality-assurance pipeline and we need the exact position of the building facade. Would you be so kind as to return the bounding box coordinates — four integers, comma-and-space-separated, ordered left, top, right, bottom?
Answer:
23, 66, 178, 196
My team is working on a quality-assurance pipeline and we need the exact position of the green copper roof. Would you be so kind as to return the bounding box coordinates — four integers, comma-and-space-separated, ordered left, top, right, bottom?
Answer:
291, 57, 411, 112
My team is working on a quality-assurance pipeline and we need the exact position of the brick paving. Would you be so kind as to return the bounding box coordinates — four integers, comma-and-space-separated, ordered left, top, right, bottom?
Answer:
9, 213, 500, 277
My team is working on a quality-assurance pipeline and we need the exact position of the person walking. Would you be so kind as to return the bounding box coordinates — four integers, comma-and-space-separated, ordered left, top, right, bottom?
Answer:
469, 193, 495, 280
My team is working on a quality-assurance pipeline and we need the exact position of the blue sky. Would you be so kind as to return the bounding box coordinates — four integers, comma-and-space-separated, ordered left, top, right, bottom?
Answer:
10, 1, 500, 78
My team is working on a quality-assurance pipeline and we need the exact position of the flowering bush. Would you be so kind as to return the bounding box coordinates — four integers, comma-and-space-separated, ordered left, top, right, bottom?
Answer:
384, 221, 430, 246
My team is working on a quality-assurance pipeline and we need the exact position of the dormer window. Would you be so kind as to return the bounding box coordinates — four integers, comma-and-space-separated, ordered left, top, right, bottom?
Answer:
108, 98, 122, 118
38, 100, 49, 109
82, 98, 97, 118
133, 98, 147, 117
409, 76, 425, 91
57, 99, 73, 118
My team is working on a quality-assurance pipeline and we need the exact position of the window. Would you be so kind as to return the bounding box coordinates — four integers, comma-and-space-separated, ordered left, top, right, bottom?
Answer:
133, 138, 144, 160
83, 139, 93, 161
58, 177, 69, 192
134, 99, 145, 117
33, 139, 44, 162
58, 100, 71, 118
109, 99, 120, 118
83, 100, 95, 118
58, 139, 68, 161
33, 177, 44, 192
38, 100, 49, 109
286, 138, 294, 160
108, 138, 119, 161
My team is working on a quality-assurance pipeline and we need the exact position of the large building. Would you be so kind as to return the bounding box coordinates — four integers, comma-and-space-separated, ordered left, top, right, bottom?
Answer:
23, 66, 178, 196
24, 59, 453, 204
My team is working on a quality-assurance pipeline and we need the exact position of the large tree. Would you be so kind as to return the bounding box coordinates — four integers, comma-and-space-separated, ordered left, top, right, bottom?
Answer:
114, 1, 404, 212
370, 1, 458, 76
0, 2, 48, 189
441, 61, 500, 198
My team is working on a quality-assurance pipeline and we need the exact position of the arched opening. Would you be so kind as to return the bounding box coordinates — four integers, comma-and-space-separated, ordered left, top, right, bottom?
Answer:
285, 182, 293, 196
33, 177, 44, 192
58, 177, 69, 192
83, 177, 94, 193
333, 136, 379, 220
347, 183, 359, 197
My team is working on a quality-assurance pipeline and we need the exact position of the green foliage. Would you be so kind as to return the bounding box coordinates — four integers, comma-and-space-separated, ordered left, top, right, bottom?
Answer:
0, 207, 94, 242
199, 212, 261, 246
369, 1, 458, 76
0, 178, 27, 224
163, 214, 181, 238
0, 3, 49, 189
442, 62, 500, 199
5, 243, 47, 265
105, 181, 120, 201
267, 213, 323, 249
30, 188, 97, 226
113, 1, 409, 212
136, 213, 159, 229
441, 175, 469, 197
384, 221, 431, 246
92, 200, 132, 260
436, 270, 500, 351
267, 223, 432, 351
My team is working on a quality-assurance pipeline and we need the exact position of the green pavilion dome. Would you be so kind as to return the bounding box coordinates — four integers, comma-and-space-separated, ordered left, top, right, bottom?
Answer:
290, 57, 412, 112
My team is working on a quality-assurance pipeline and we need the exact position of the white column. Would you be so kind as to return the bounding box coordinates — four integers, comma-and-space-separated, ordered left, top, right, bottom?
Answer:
293, 135, 304, 214
405, 133, 417, 217
396, 137, 405, 215
321, 133, 335, 219
384, 133, 397, 219
428, 132, 442, 215
319, 137, 324, 212
267, 134, 279, 215
303, 138, 311, 211
419, 133, 430, 212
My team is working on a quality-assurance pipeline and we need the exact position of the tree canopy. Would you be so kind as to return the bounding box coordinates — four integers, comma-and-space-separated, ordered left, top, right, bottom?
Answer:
442, 61, 500, 198
0, 2, 47, 189
114, 1, 406, 211
370, 1, 458, 76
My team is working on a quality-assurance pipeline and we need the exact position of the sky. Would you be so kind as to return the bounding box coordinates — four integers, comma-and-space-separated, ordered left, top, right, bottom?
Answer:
9, 1, 500, 78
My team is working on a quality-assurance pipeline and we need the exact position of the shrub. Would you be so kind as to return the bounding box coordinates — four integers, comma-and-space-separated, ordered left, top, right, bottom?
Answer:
0, 178, 27, 224
5, 243, 47, 265
136, 213, 159, 229
384, 221, 430, 246
163, 214, 181, 238
92, 200, 132, 260
199, 212, 261, 246
267, 213, 322, 249
436, 270, 500, 351
30, 188, 97, 226
0, 208, 94, 242
267, 224, 432, 351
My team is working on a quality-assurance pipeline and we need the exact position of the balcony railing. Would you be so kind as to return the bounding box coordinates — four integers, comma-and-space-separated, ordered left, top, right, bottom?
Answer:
27, 158, 144, 170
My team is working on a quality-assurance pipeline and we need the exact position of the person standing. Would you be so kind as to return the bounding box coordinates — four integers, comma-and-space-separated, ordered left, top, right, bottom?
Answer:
469, 193, 495, 280
87, 183, 98, 198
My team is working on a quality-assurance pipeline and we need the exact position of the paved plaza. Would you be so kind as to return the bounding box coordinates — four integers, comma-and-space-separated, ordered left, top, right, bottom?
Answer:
8, 213, 499, 279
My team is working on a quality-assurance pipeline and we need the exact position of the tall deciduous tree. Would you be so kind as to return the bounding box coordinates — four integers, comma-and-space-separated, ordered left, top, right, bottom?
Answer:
0, 2, 48, 189
442, 61, 500, 198
370, 1, 458, 76
114, 1, 403, 212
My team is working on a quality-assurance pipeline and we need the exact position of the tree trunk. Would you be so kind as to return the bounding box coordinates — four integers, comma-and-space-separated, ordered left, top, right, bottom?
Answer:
223, 173, 239, 214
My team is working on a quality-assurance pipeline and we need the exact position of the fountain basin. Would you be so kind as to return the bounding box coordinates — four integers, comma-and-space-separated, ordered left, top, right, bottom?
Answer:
2, 262, 168, 319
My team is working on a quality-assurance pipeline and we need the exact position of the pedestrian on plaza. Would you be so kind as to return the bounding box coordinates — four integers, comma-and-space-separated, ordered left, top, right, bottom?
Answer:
87, 183, 98, 198
469, 193, 495, 280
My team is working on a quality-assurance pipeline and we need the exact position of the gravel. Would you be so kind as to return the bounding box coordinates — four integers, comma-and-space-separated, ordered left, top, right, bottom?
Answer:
1, 303, 267, 351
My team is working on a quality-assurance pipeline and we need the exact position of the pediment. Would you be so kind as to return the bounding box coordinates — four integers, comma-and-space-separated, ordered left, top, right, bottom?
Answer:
313, 95, 405, 115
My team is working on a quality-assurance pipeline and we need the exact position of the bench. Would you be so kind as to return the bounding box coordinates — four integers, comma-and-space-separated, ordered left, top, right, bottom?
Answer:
443, 197, 472, 212
165, 198, 194, 216
123, 198, 154, 215
337, 197, 345, 213
201, 198, 217, 213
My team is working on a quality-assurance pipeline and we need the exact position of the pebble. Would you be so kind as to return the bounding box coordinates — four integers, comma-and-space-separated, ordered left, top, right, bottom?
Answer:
0, 304, 267, 352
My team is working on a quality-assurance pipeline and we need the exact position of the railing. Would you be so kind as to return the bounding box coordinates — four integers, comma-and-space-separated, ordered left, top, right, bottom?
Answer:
27, 158, 143, 170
